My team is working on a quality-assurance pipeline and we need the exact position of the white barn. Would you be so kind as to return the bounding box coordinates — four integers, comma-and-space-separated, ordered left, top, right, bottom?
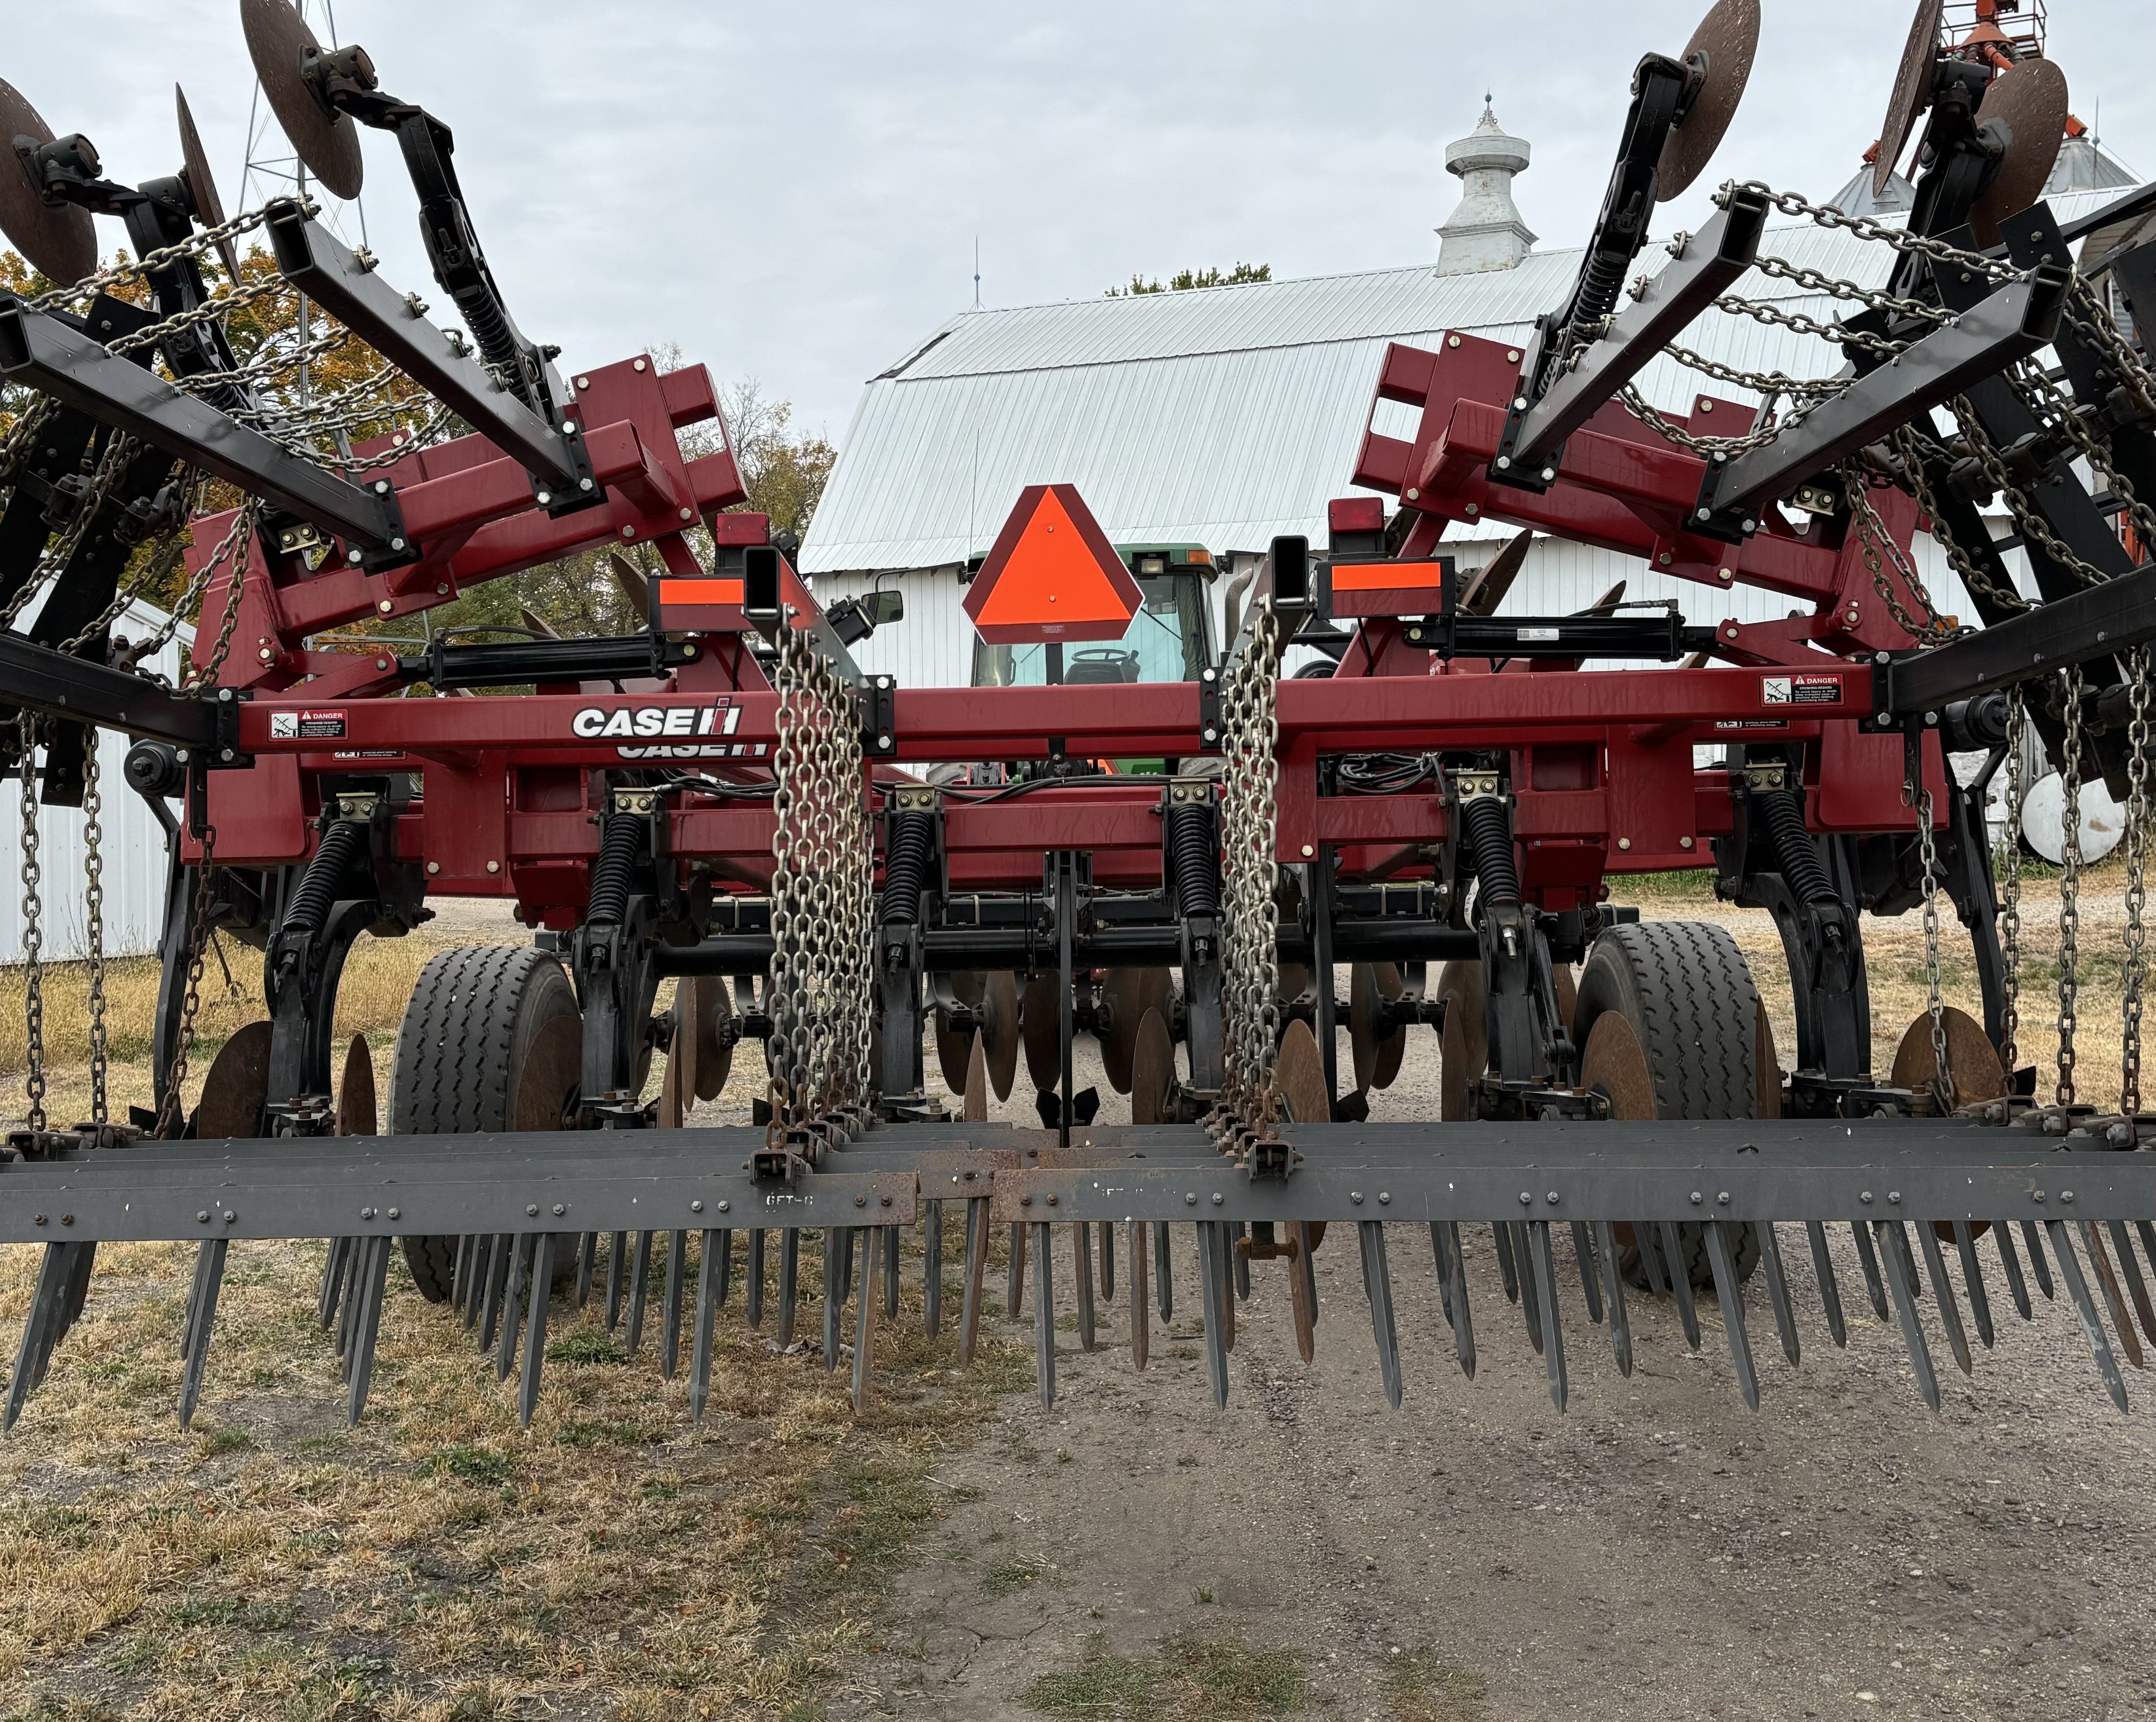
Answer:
801, 103, 2145, 691
0, 598, 194, 963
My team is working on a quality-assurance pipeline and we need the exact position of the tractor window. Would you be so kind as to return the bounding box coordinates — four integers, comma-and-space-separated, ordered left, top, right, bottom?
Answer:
971, 574, 1214, 687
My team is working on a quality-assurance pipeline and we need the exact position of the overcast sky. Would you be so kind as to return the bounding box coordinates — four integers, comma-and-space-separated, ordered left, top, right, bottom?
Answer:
10, 1, 2153, 444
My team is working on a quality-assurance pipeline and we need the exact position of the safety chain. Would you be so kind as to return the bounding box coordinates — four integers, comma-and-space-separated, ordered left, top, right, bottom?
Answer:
1888, 425, 2031, 616
1715, 181, 2020, 283
764, 611, 872, 1143
1912, 769, 1954, 1113
0, 426, 143, 632
1948, 394, 2109, 591
2056, 665, 2086, 1107
1998, 687, 2027, 1077
16, 714, 46, 1133
1746, 251, 1955, 327
1710, 292, 1907, 360
24, 201, 290, 311
2122, 650, 2151, 1130
82, 734, 107, 1126
1621, 382, 1813, 455
1218, 606, 1286, 1129
153, 829, 222, 1140
2006, 358, 2156, 553
1841, 461, 1964, 641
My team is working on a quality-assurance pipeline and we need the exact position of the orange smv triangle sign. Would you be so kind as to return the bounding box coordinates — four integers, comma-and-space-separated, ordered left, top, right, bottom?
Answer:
963, 484, 1146, 644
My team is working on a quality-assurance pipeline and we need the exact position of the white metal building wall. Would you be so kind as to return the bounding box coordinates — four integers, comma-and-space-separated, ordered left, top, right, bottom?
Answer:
0, 600, 193, 963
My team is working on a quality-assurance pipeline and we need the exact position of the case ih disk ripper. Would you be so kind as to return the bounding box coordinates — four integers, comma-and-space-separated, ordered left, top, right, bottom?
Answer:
5, 0, 2156, 1433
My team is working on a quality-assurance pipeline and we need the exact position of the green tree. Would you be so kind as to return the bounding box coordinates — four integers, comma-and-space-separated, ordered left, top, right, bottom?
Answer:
1107, 261, 1271, 297
721, 378, 835, 541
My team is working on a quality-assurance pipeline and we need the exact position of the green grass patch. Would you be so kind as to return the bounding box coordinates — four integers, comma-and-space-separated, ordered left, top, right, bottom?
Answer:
425, 1444, 514, 1487
1020, 1631, 1308, 1720
544, 1330, 629, 1366
1385, 1649, 1489, 1722
984, 1559, 1045, 1598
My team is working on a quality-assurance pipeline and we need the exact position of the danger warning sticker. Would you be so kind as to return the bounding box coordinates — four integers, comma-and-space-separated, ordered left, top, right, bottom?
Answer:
269, 708, 347, 740
1760, 673, 1842, 708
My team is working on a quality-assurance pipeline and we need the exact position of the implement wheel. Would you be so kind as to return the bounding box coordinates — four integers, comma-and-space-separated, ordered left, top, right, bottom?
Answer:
392, 945, 583, 1302
1574, 921, 1763, 1290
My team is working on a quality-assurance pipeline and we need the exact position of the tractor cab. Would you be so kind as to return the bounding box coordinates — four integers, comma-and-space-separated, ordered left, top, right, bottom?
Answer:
970, 544, 1217, 688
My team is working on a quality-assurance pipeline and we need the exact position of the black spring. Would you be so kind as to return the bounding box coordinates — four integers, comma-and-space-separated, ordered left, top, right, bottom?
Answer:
1166, 802, 1222, 918
880, 810, 934, 927
452, 285, 534, 410
1460, 796, 1521, 908
587, 813, 640, 924
1754, 788, 1837, 906
284, 819, 367, 937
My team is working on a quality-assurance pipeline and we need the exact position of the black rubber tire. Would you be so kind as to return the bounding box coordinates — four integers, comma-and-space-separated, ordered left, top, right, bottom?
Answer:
390, 945, 582, 1301
1574, 921, 1763, 1288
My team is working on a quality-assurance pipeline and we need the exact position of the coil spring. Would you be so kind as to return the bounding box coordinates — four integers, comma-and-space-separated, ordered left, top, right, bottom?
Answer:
1166, 802, 1222, 917
880, 810, 934, 927
587, 812, 640, 924
1460, 796, 1521, 909
1755, 788, 1838, 906
453, 286, 535, 411
284, 819, 367, 937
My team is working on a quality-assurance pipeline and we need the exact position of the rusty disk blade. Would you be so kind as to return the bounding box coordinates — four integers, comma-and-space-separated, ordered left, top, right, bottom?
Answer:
240, 0, 364, 201
337, 1034, 377, 1136
1657, 0, 1761, 201
963, 1031, 990, 1122
1436, 960, 1488, 1121
984, 971, 1020, 1102
0, 80, 96, 286
1970, 57, 2069, 246
1889, 1004, 2008, 1111
934, 1007, 973, 1095
1580, 1011, 1656, 1121
695, 974, 735, 1101
1100, 968, 1172, 1095
1755, 1004, 1782, 1120
1554, 964, 1579, 1035
196, 1020, 273, 1139
511, 1014, 582, 1133
1130, 1008, 1175, 1126
1275, 1017, 1329, 1124
1578, 580, 1627, 617
1877, 0, 1945, 196
175, 83, 243, 286
607, 551, 650, 618
1350, 963, 1407, 1092
1460, 530, 1533, 616
1020, 974, 1061, 1093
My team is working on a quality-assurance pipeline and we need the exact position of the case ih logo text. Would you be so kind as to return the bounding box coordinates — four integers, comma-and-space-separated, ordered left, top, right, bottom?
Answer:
570, 701, 764, 759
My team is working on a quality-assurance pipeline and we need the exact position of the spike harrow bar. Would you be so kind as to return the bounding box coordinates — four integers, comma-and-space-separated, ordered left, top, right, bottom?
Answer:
5, 0, 2156, 1434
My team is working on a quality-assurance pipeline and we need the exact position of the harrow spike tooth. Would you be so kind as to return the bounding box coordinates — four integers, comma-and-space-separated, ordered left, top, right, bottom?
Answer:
747, 1229, 767, 1330
1875, 1221, 1943, 1415
345, 1237, 392, 1429
449, 1234, 473, 1319
496, 1233, 531, 1384
883, 1224, 900, 1320
478, 1233, 511, 1352
460, 1234, 489, 1331
2081, 1224, 2146, 1372
2045, 1221, 2130, 1414
1286, 1219, 1317, 1365
1154, 1219, 1173, 1321
1659, 1222, 1703, 1351
1219, 1228, 1237, 1354
777, 1228, 801, 1348
1953, 1222, 1997, 1349
1895, 1221, 1924, 1300
59, 1241, 94, 1340
1569, 1221, 1603, 1325
1074, 1223, 1098, 1353
853, 1226, 880, 1414
320, 1235, 352, 1330
1991, 1216, 2035, 1322
1760, 1223, 1801, 1369
691, 1229, 721, 1425
959, 1200, 988, 1366
1915, 1220, 1973, 1378
1033, 1221, 1057, 1409
661, 1229, 687, 1382
517, 1234, 553, 1429
823, 1228, 847, 1373
1444, 1222, 1478, 1379
716, 1229, 733, 1309
1528, 1221, 1569, 1412
10, 1243, 87, 1425
178, 1239, 229, 1431
605, 1230, 628, 1330
1429, 1222, 1456, 1329
2020, 1220, 2057, 1300
625, 1231, 654, 1357
181, 1235, 218, 1363
1704, 1221, 1759, 1412
1131, 1220, 1152, 1371
2136, 1221, 2156, 1292
1231, 1221, 1252, 1304
1359, 1221, 1404, 1410
1491, 1221, 1522, 1304
1513, 1224, 1545, 1355
1593, 1221, 1632, 1379
574, 1233, 598, 1310
1008, 1223, 1027, 1320
339, 1234, 369, 1367
924, 1200, 944, 1336
2103, 1220, 2156, 1348
1199, 1223, 1231, 1408
1634, 1222, 1669, 1297
1099, 1215, 1115, 1304
1804, 1221, 1848, 1348
1850, 1219, 1892, 1321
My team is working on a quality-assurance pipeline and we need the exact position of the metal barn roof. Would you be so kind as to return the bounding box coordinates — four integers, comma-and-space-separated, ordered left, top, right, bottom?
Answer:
800, 189, 2131, 578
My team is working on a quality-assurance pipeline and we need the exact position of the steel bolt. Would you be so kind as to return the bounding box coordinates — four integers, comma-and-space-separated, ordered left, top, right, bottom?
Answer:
581, 477, 595, 491
1465, 502, 1479, 516
633, 358, 647, 372
2033, 1191, 2045, 1203
1352, 1192, 1365, 1205
881, 1194, 894, 1208
1507, 350, 1521, 363
486, 860, 501, 874
1658, 551, 1673, 566
854, 1194, 867, 1207
1860, 1191, 1874, 1204
375, 657, 389, 670
717, 1200, 730, 1214
378, 599, 393, 614
198, 1210, 211, 1224
1209, 1192, 1222, 1206
1679, 836, 1694, 850
350, 550, 364, 564
1888, 1191, 1901, 1204
1020, 1194, 1032, 1208
561, 420, 577, 435
1448, 335, 1461, 348
576, 375, 590, 389
1378, 1192, 1391, 1205
223, 1211, 235, 1225
1301, 844, 1314, 858
553, 1203, 566, 1216
32, 1214, 45, 1227
1547, 1192, 1560, 1206
526, 1204, 540, 1217
537, 491, 552, 506
427, 862, 440, 874
1876, 711, 1893, 726
621, 525, 637, 540
1690, 1191, 1704, 1205
1518, 1192, 1531, 1206
1185, 1192, 1198, 1205
1718, 567, 1732, 582
1405, 487, 1419, 501
361, 1207, 376, 1220
2061, 1190, 2074, 1204
691, 1200, 705, 1214
387, 1207, 400, 1220
1617, 837, 1631, 851
436, 583, 450, 596
680, 507, 694, 521
1717, 1192, 1730, 1205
